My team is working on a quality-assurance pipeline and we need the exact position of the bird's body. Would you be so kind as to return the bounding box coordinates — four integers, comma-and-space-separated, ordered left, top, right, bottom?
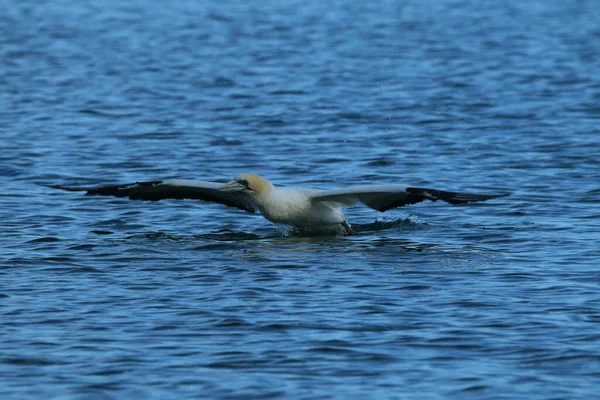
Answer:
51, 173, 507, 235
256, 187, 345, 229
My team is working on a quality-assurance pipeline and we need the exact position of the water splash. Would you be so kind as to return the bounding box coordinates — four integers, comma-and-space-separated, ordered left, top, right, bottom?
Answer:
355, 213, 428, 233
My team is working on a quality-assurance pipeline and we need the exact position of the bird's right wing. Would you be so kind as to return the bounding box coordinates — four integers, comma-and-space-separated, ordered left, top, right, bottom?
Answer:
50, 179, 257, 213
310, 184, 507, 212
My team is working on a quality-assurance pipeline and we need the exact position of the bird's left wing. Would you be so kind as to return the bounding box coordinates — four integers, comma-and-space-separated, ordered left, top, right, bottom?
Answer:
51, 179, 257, 213
310, 184, 507, 212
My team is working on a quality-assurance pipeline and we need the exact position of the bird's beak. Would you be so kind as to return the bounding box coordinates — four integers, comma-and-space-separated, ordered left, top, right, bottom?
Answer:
218, 180, 246, 192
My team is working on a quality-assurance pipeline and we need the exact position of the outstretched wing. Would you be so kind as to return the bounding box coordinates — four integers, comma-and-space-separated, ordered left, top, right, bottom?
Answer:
310, 184, 507, 212
51, 179, 257, 213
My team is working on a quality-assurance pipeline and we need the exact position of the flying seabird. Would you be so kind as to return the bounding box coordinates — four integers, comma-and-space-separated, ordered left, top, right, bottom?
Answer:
51, 173, 507, 235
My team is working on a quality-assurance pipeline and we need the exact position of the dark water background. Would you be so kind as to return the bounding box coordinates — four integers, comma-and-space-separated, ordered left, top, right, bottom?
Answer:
1, 1, 599, 398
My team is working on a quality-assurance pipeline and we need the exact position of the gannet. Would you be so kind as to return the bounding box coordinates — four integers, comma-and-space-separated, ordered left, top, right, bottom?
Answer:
51, 173, 507, 235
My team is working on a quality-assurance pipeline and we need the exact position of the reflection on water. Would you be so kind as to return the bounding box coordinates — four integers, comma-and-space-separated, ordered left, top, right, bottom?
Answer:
133, 216, 427, 241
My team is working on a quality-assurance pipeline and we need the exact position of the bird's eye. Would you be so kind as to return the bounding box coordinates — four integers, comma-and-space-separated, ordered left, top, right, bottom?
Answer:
238, 179, 252, 191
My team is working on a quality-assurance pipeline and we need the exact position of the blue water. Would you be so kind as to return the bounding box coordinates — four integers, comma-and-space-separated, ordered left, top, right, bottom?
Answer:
1, 1, 599, 398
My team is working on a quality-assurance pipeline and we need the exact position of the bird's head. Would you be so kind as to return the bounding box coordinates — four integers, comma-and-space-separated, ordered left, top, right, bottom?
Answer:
218, 173, 273, 197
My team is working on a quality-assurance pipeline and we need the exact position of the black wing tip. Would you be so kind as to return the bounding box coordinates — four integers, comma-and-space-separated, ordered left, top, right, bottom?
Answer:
47, 184, 91, 192
48, 181, 164, 196
407, 187, 510, 205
